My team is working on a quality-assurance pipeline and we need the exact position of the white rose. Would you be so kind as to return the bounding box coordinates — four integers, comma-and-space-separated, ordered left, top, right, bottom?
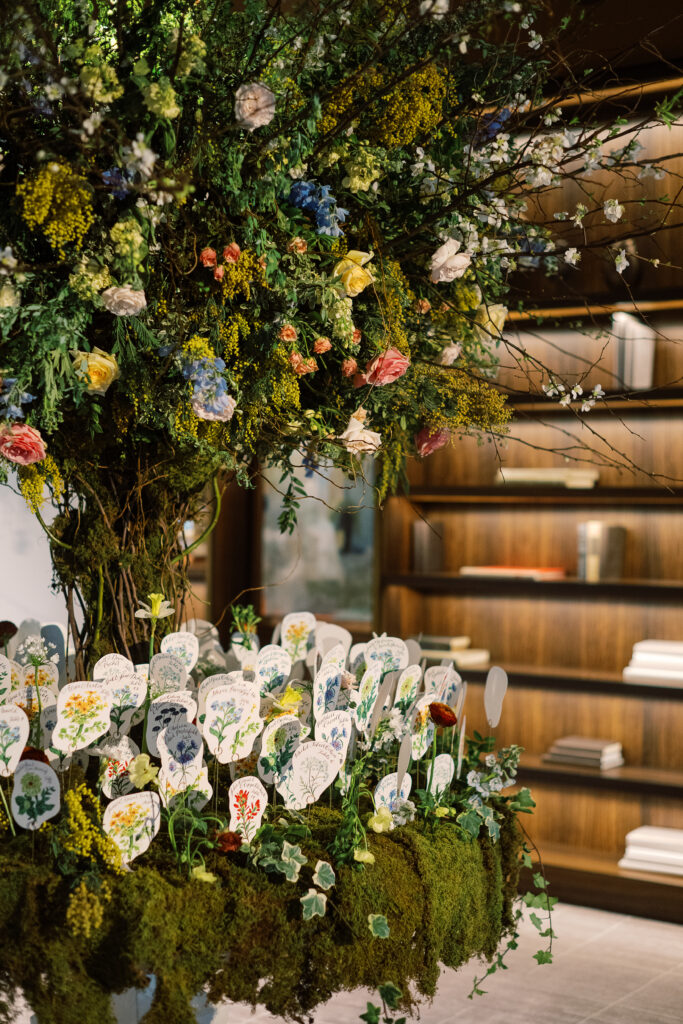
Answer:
475, 303, 507, 342
0, 283, 20, 308
439, 342, 462, 366
339, 410, 381, 455
419, 0, 450, 16
234, 82, 276, 132
101, 285, 147, 316
430, 239, 471, 283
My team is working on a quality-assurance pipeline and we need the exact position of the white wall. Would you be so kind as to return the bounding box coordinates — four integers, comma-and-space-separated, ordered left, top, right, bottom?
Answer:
0, 483, 69, 626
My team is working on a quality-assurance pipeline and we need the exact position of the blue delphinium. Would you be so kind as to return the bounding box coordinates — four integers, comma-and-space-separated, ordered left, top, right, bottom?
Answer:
288, 180, 348, 237
0, 378, 35, 419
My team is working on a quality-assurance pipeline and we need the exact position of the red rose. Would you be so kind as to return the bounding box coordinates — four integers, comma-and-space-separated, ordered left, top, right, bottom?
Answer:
429, 702, 457, 728
215, 829, 243, 853
200, 247, 217, 267
364, 347, 410, 386
415, 426, 450, 458
223, 243, 241, 264
0, 424, 46, 466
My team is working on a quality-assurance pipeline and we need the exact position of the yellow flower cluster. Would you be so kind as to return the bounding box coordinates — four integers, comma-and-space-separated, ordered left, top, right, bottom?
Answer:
183, 334, 215, 360
174, 400, 199, 439
167, 29, 206, 78
413, 364, 511, 432
220, 250, 265, 302
18, 163, 94, 259
377, 262, 411, 354
218, 312, 251, 360
143, 77, 181, 119
17, 455, 64, 513
68, 259, 112, 302
66, 879, 112, 939
78, 44, 123, 103
60, 784, 123, 873
373, 64, 447, 148
110, 219, 147, 269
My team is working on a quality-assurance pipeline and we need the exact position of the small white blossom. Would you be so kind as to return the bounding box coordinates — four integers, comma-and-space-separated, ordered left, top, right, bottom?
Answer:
639, 163, 665, 181
614, 249, 629, 275
564, 247, 580, 267
604, 198, 624, 223
528, 31, 543, 49
572, 203, 588, 227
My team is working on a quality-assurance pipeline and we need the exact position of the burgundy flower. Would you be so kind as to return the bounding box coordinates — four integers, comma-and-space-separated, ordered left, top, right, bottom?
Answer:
215, 829, 243, 853
428, 702, 457, 728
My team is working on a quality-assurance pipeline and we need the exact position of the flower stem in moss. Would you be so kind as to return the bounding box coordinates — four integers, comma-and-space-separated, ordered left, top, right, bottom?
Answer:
426, 728, 437, 801
0, 783, 15, 836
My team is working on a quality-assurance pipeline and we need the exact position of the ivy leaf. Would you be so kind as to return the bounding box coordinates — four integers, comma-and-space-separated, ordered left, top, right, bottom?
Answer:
532, 872, 548, 890
360, 1003, 381, 1024
368, 914, 390, 939
312, 859, 336, 890
521, 850, 533, 869
457, 808, 481, 838
300, 887, 327, 921
510, 787, 536, 813
378, 983, 402, 1010
529, 912, 543, 931
533, 950, 554, 965
277, 841, 307, 881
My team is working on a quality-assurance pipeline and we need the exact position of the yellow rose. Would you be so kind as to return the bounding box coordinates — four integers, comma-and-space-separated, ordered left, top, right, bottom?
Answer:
71, 347, 120, 395
333, 250, 374, 298
474, 303, 507, 342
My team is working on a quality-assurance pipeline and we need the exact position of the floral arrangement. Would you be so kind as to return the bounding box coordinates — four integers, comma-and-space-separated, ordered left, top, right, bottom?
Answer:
0, 612, 553, 1023
0, 0, 672, 672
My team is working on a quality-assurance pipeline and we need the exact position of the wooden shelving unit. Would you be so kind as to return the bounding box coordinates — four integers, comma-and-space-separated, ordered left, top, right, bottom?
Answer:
379, 364, 683, 919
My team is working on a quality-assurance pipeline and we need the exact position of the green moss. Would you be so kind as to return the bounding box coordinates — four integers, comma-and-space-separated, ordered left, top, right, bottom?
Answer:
0, 811, 521, 1024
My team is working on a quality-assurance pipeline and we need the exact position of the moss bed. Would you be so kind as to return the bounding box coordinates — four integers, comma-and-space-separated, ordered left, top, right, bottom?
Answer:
0, 807, 522, 1024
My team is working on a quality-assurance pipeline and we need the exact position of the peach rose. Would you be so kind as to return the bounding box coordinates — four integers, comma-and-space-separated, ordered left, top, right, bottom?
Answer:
364, 347, 410, 386
213, 265, 225, 281
279, 325, 298, 342
351, 328, 362, 346
287, 237, 308, 254
416, 299, 431, 314
341, 358, 358, 377
415, 426, 450, 457
0, 423, 46, 465
289, 352, 317, 376
223, 243, 241, 264
313, 336, 331, 354
200, 247, 217, 267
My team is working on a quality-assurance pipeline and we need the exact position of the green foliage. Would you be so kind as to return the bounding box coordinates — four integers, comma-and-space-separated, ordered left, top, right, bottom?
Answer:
368, 914, 391, 939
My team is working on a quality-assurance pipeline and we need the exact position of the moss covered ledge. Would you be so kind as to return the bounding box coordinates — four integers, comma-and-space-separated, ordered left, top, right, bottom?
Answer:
0, 807, 522, 1024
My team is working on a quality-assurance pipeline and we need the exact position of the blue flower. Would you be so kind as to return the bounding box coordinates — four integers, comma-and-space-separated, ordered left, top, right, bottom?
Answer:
288, 180, 348, 237
102, 167, 132, 200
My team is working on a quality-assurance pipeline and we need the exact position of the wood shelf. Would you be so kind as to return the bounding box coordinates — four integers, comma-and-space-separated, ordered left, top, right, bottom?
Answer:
385, 573, 683, 603
523, 843, 683, 923
463, 664, 683, 701
508, 298, 683, 322
402, 486, 683, 507
503, 387, 683, 416
518, 754, 683, 798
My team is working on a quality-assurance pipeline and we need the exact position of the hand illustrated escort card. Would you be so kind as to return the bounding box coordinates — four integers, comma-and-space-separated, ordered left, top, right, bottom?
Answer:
277, 741, 339, 810
160, 631, 199, 672
428, 753, 455, 797
228, 776, 267, 841
93, 653, 135, 682
258, 714, 302, 784
410, 696, 435, 760
157, 721, 203, 789
145, 691, 197, 758
149, 653, 188, 699
348, 643, 366, 681
319, 642, 347, 673
280, 612, 316, 663
103, 792, 161, 864
484, 666, 508, 728
374, 771, 412, 812
440, 666, 462, 708
11, 760, 60, 830
424, 666, 448, 696
196, 672, 242, 725
98, 735, 140, 799
457, 715, 467, 779
0, 654, 11, 703
157, 765, 212, 812
0, 705, 29, 777
203, 684, 262, 763
255, 645, 291, 696
315, 710, 352, 766
108, 674, 147, 738
8, 661, 23, 694
353, 667, 382, 736
315, 623, 353, 658
52, 683, 112, 754
393, 665, 422, 713
22, 661, 59, 696
313, 663, 343, 721
365, 636, 409, 676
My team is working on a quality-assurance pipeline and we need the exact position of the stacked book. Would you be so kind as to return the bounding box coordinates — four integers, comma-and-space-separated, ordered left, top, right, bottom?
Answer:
542, 735, 624, 771
459, 565, 566, 581
623, 640, 683, 686
619, 826, 683, 877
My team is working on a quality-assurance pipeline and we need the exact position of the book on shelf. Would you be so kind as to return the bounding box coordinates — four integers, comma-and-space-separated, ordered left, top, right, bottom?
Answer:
629, 650, 683, 669
576, 521, 626, 581
459, 565, 567, 581
552, 736, 623, 756
633, 640, 683, 657
494, 466, 600, 489
542, 751, 625, 770
410, 634, 471, 652
542, 735, 624, 770
619, 825, 683, 876
622, 666, 683, 685
618, 856, 683, 877
622, 826, 683, 852
623, 640, 683, 685
620, 847, 683, 868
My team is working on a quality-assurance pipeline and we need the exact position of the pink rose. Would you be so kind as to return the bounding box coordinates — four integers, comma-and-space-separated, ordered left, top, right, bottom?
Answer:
213, 265, 225, 281
364, 347, 410, 386
223, 243, 241, 264
0, 423, 46, 466
313, 336, 331, 354
279, 325, 298, 342
341, 358, 358, 378
415, 426, 450, 458
200, 247, 217, 268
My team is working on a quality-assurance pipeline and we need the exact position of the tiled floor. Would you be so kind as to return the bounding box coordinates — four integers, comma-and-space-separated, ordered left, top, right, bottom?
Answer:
11, 904, 683, 1023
